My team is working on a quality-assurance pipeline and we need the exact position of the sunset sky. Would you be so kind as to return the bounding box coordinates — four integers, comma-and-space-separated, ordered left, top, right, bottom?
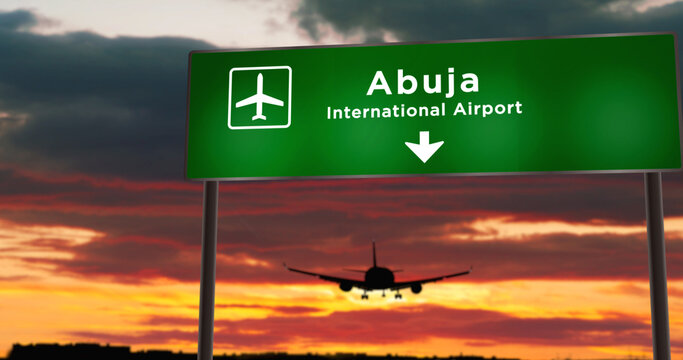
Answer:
2, 1, 683, 359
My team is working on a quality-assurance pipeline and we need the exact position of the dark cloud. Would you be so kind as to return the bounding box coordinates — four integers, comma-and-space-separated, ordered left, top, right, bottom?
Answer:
0, 10, 215, 180
32, 226, 683, 284
0, 163, 669, 228
0, 165, 202, 217
0, 9, 37, 31
4, 159, 683, 285
215, 304, 321, 315
4, 161, 683, 284
293, 0, 682, 42
70, 305, 654, 351
40, 236, 199, 284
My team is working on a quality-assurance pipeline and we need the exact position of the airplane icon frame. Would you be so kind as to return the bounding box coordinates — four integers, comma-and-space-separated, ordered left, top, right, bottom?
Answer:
227, 65, 292, 130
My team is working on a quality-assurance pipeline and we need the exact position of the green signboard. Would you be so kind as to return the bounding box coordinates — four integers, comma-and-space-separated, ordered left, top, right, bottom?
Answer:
186, 33, 682, 180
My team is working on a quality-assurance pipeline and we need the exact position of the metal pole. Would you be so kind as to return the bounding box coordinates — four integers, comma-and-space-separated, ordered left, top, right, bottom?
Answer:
644, 172, 671, 360
198, 181, 219, 360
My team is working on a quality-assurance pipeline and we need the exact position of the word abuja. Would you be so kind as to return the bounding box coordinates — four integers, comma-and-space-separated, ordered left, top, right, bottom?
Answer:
326, 68, 524, 120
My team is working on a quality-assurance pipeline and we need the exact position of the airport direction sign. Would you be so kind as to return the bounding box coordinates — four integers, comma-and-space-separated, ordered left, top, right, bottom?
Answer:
186, 33, 682, 180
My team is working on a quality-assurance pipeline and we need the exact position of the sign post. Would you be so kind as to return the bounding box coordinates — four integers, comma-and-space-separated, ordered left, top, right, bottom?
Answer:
645, 172, 671, 359
197, 181, 218, 360
186, 33, 681, 359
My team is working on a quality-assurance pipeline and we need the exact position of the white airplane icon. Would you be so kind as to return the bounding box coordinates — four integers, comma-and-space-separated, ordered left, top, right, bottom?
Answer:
235, 73, 284, 120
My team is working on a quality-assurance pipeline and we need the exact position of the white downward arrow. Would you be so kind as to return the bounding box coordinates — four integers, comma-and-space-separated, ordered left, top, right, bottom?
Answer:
405, 131, 444, 163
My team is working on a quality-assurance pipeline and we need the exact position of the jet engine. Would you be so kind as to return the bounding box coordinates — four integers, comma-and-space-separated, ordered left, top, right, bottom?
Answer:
410, 284, 422, 294
339, 282, 353, 292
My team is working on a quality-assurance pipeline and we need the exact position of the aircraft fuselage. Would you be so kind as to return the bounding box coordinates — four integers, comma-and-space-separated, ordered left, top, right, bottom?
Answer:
364, 266, 395, 289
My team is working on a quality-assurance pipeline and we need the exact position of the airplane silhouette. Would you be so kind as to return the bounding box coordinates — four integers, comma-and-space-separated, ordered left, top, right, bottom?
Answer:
235, 73, 284, 120
284, 241, 471, 299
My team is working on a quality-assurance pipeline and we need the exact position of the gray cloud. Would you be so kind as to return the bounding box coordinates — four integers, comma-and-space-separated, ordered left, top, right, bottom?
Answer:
0, 10, 215, 180
293, 0, 681, 42
0, 8, 37, 31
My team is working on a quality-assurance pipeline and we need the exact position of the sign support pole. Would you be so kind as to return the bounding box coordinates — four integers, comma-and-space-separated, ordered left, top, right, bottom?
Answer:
198, 181, 219, 360
645, 172, 671, 360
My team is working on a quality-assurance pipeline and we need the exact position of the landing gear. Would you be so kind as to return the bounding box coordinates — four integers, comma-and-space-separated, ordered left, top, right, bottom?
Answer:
382, 290, 386, 297
394, 293, 402, 299
361, 291, 369, 300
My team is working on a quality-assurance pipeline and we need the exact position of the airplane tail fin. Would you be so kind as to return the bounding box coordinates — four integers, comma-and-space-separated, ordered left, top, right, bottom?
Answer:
372, 240, 377, 267
252, 114, 267, 120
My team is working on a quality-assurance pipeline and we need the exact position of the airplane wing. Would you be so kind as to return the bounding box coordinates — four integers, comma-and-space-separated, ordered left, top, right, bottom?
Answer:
236, 94, 283, 108
283, 263, 367, 289
259, 94, 284, 106
391, 267, 472, 290
235, 94, 258, 108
